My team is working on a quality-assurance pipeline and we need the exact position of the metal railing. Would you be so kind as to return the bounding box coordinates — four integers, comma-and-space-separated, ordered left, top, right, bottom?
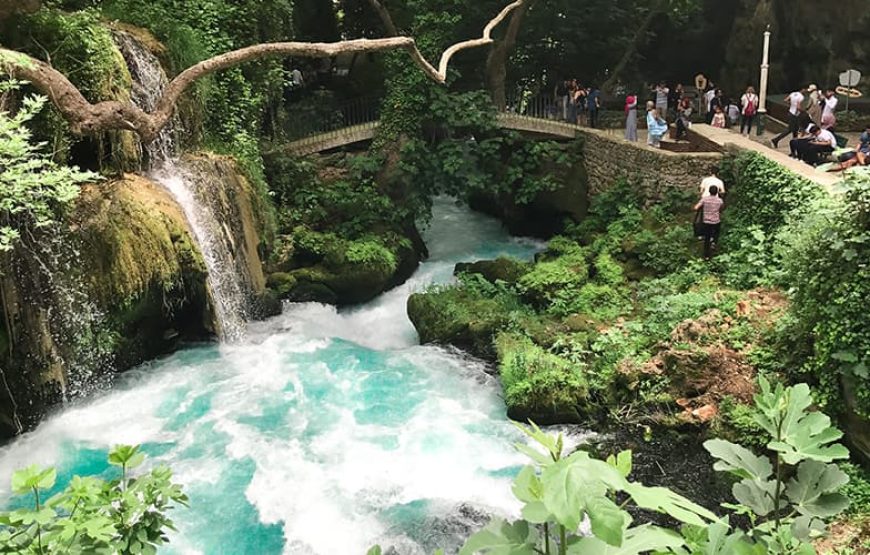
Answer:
281, 96, 381, 142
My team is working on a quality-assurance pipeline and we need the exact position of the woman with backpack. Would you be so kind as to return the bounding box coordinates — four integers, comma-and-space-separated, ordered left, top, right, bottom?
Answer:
740, 86, 759, 136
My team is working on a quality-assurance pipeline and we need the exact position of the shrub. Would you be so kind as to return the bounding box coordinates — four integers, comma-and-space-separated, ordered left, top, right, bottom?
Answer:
496, 333, 587, 422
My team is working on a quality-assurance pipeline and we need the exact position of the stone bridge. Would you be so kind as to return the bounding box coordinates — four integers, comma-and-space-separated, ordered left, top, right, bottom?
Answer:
277, 113, 584, 156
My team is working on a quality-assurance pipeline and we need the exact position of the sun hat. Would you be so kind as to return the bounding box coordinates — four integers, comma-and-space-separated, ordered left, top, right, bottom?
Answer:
807, 84, 818, 92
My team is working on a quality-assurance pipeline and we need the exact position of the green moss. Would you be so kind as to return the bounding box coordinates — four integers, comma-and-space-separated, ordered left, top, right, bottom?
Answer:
454, 258, 529, 284
517, 242, 589, 306
496, 333, 587, 424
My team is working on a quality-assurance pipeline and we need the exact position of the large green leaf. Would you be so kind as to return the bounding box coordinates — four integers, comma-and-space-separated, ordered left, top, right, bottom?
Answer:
732, 478, 778, 516
767, 410, 850, 464
567, 524, 683, 555
785, 460, 850, 518
676, 522, 764, 555
542, 452, 626, 531
584, 496, 628, 547
623, 483, 718, 526
511, 466, 542, 503
703, 439, 773, 481
459, 519, 538, 555
11, 465, 57, 494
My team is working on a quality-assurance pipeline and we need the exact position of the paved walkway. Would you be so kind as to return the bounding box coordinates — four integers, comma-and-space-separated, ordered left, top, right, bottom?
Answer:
691, 124, 843, 190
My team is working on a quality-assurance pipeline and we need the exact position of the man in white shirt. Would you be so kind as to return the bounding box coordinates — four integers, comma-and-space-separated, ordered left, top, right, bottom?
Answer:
699, 170, 725, 198
796, 125, 836, 165
771, 89, 805, 148
821, 89, 838, 129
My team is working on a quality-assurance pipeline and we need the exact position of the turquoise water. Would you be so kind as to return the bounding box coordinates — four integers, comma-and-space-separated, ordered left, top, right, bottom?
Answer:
0, 199, 551, 554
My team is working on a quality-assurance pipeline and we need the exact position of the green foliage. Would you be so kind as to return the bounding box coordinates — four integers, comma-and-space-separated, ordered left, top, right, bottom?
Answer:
496, 333, 587, 419
0, 93, 96, 251
0, 445, 187, 554
703, 376, 850, 553
776, 174, 870, 416
457, 422, 716, 555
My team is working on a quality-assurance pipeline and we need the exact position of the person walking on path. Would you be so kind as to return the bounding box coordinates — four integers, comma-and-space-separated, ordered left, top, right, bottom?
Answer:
694, 185, 724, 260
821, 88, 838, 130
740, 86, 759, 136
699, 169, 725, 198
771, 88, 806, 148
806, 84, 822, 126
624, 94, 638, 141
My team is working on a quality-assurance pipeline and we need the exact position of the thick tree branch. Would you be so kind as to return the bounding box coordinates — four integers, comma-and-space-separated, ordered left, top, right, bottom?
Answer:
0, 0, 526, 143
486, 0, 538, 109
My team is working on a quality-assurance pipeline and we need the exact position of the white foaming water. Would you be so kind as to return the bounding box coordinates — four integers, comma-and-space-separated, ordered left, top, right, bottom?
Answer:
0, 199, 582, 554
114, 31, 249, 341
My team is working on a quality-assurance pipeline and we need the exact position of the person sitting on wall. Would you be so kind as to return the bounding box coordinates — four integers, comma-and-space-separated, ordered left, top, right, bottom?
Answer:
829, 124, 870, 171
646, 101, 668, 148
789, 124, 818, 158
795, 124, 837, 166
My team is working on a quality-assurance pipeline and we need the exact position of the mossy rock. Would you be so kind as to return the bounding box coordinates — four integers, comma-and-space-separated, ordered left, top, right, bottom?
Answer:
454, 257, 529, 284
407, 292, 504, 359
496, 333, 587, 425
266, 272, 298, 297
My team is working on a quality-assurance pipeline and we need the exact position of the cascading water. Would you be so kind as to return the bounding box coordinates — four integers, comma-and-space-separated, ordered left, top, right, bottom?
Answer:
114, 30, 249, 340
0, 199, 587, 554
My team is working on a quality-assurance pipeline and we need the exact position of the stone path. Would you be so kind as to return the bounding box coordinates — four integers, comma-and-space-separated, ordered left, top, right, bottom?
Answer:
691, 124, 843, 190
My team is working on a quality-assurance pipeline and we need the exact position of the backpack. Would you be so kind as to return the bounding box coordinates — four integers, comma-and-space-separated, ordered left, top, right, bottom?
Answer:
744, 96, 757, 116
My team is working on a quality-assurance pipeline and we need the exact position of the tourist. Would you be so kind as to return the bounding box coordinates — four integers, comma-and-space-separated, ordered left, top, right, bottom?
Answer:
646, 101, 668, 148
703, 84, 716, 120
788, 124, 817, 158
668, 84, 684, 118
727, 100, 740, 127
740, 86, 759, 136
655, 82, 669, 120
707, 89, 725, 124
573, 83, 587, 125
694, 185, 724, 260
711, 105, 727, 128
829, 124, 870, 171
821, 88, 838, 130
555, 79, 570, 121
699, 168, 725, 198
806, 84, 822, 126
771, 88, 805, 149
795, 124, 836, 165
587, 85, 601, 128
675, 97, 693, 140
625, 94, 638, 141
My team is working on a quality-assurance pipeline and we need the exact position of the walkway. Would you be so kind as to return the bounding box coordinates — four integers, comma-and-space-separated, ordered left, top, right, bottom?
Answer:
692, 124, 842, 190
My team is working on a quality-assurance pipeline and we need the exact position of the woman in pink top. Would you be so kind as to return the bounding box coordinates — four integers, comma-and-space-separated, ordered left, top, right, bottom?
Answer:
694, 185, 724, 259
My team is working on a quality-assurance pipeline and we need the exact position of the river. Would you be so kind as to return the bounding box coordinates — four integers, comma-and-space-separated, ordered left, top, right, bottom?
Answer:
0, 198, 571, 554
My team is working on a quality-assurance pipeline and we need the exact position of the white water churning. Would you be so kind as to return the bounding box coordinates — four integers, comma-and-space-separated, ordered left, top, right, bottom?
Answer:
114, 31, 250, 340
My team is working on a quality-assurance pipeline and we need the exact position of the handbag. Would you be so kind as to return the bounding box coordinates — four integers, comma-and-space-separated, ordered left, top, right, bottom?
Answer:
693, 207, 705, 237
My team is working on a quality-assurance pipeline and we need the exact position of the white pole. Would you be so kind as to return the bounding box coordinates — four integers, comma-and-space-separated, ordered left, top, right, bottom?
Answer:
758, 25, 771, 115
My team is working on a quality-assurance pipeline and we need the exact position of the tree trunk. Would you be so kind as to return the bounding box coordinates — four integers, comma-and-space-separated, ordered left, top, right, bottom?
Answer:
0, 0, 527, 142
601, 0, 665, 93
485, 0, 537, 110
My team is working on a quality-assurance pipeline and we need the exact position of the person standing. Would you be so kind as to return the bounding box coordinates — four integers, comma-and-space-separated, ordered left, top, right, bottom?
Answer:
699, 169, 725, 198
821, 89, 838, 130
668, 84, 683, 119
555, 80, 570, 121
675, 97, 693, 140
694, 185, 724, 260
625, 94, 638, 141
771, 88, 806, 149
806, 84, 822, 126
655, 82, 669, 120
707, 89, 725, 124
740, 86, 759, 136
587, 85, 601, 128
711, 106, 727, 128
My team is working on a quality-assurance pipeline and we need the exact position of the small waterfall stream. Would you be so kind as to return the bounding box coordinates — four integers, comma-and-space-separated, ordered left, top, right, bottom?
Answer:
114, 30, 249, 340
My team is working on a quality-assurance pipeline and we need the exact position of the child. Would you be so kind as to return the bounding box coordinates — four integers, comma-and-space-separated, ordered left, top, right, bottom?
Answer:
711, 105, 726, 128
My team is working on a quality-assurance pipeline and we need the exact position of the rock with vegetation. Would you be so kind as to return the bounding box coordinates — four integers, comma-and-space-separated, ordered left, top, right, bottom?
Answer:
454, 257, 528, 284
263, 151, 426, 305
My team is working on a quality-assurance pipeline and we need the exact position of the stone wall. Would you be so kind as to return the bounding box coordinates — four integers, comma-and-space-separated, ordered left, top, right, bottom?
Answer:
579, 129, 723, 200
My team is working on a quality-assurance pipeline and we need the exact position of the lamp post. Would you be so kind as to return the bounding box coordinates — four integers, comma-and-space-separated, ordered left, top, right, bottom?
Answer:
756, 25, 771, 136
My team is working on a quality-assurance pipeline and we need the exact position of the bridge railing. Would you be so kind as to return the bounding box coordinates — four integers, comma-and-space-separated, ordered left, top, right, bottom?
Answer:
281, 96, 381, 142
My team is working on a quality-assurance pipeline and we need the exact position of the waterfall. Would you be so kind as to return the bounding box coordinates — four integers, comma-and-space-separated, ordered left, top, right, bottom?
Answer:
114, 30, 250, 340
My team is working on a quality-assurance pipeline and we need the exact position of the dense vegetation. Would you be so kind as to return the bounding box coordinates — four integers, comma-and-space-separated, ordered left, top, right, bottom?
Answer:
1, 0, 868, 553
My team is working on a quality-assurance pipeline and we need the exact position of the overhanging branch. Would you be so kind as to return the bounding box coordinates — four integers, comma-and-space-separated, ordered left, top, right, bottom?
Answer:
0, 0, 526, 143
